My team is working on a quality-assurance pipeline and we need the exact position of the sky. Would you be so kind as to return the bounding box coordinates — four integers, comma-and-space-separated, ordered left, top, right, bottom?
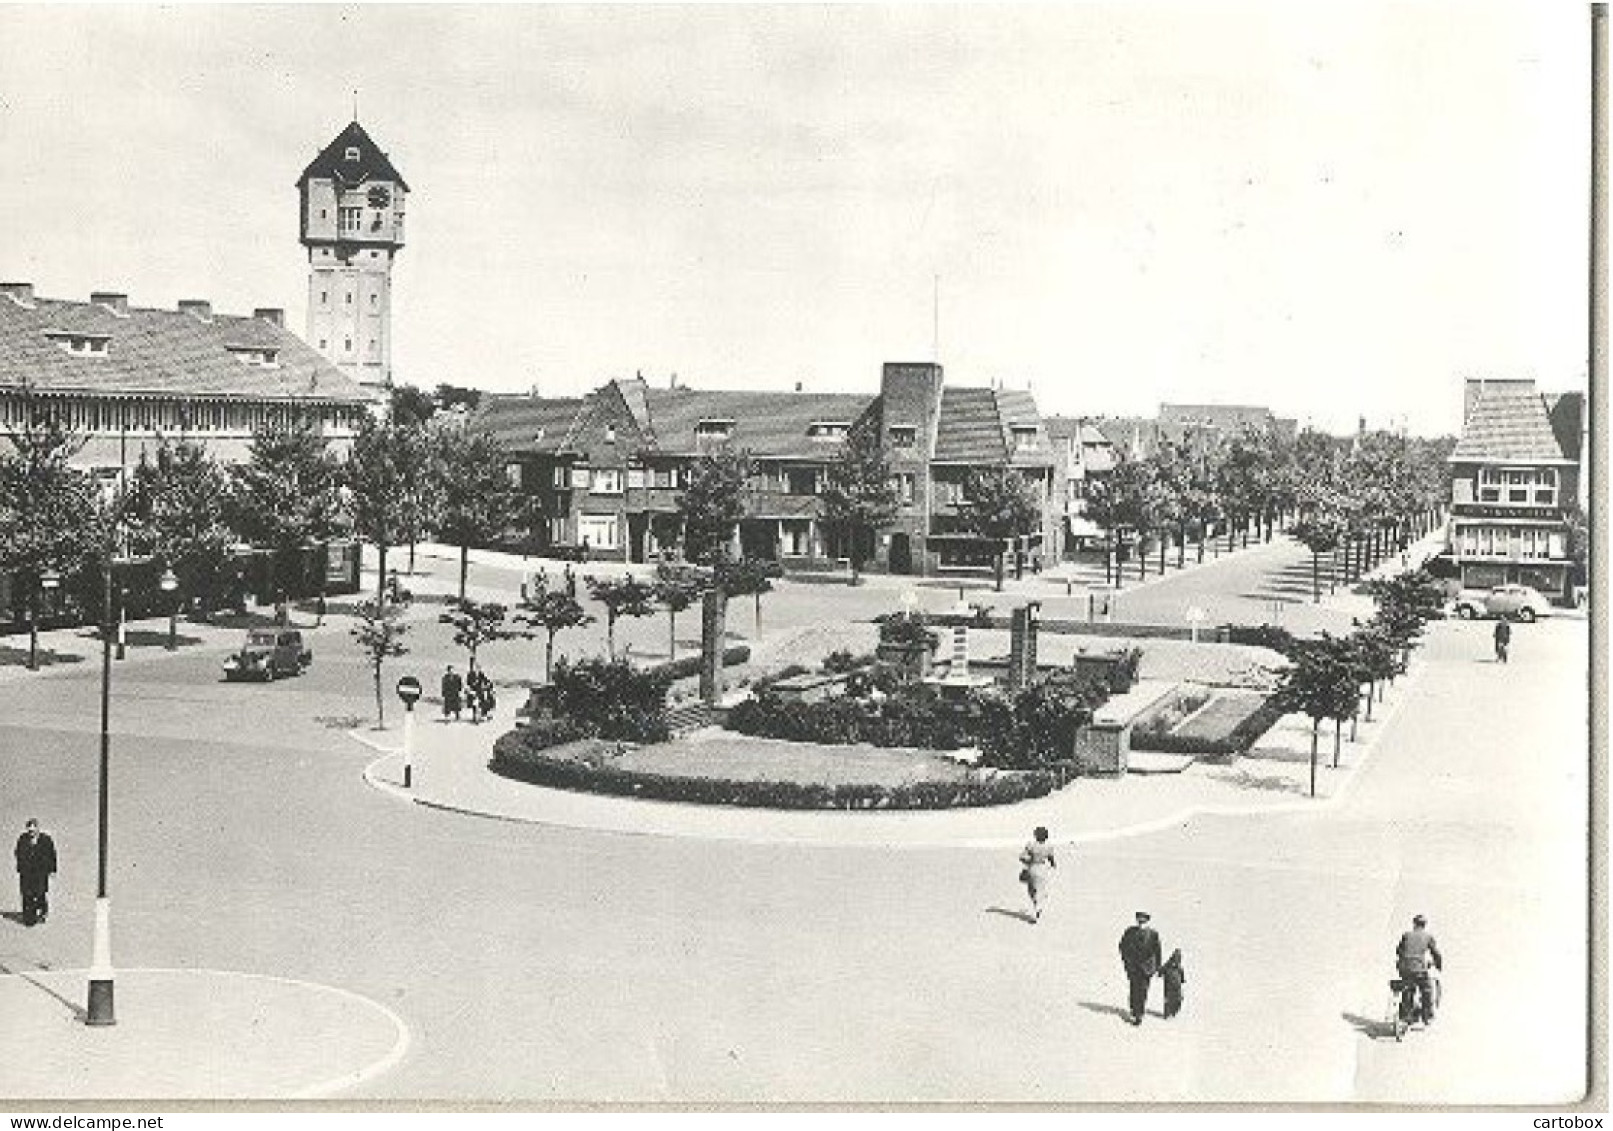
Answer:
0, 2, 1593, 437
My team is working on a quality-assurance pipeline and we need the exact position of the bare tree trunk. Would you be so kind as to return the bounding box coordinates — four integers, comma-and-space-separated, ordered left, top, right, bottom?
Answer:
545, 633, 556, 682
668, 609, 677, 659
1333, 717, 1342, 766
377, 544, 389, 604
458, 544, 470, 602
373, 666, 385, 729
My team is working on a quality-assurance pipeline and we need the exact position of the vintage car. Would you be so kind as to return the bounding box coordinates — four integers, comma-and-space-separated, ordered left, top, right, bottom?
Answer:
1451, 584, 1554, 623
222, 628, 312, 681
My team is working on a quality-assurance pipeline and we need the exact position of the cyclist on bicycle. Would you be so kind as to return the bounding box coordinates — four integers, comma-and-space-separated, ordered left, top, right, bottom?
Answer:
1395, 914, 1444, 1027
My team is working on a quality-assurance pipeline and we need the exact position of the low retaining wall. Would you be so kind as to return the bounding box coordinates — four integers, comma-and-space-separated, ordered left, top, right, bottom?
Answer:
1071, 678, 1179, 777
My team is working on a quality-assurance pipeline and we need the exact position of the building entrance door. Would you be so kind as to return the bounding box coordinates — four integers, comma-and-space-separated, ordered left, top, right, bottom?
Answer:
889, 532, 913, 575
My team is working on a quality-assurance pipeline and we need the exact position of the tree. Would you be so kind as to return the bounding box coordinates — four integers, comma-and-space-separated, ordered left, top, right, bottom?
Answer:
438, 599, 518, 672
1272, 634, 1361, 796
819, 424, 900, 584
227, 417, 346, 597
1289, 509, 1347, 603
676, 449, 752, 566
0, 404, 105, 669
976, 668, 1110, 769
585, 574, 658, 659
513, 572, 594, 681
350, 595, 410, 729
958, 467, 1043, 591
433, 383, 483, 415
387, 383, 437, 427
346, 416, 423, 602
716, 556, 782, 637
1084, 456, 1156, 587
125, 438, 236, 615
652, 561, 711, 660
433, 422, 524, 601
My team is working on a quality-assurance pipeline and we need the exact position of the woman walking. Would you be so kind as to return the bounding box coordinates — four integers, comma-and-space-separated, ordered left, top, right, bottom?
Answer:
1018, 826, 1057, 923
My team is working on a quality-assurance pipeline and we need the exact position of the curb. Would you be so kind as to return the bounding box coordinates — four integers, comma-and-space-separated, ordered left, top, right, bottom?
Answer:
350, 656, 1428, 852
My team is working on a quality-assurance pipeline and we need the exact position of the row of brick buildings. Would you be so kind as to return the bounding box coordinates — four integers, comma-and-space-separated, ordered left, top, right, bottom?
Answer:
474, 363, 1061, 575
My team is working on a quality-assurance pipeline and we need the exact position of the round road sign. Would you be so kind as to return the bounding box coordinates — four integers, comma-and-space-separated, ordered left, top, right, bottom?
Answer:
396, 675, 422, 706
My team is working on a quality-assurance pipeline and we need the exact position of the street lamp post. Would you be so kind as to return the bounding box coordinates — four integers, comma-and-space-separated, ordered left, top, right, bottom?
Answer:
87, 553, 119, 1026
159, 568, 179, 651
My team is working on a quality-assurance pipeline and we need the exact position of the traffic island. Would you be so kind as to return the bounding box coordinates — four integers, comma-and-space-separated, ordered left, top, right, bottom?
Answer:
0, 967, 408, 1099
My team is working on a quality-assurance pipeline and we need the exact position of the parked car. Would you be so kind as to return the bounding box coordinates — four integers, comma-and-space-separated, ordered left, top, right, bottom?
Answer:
1452, 584, 1554, 622
223, 628, 312, 681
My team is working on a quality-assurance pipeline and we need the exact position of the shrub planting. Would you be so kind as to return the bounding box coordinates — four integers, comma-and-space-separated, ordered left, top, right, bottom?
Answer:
528, 656, 673, 744
1130, 694, 1285, 757
646, 644, 751, 683
490, 729, 1060, 810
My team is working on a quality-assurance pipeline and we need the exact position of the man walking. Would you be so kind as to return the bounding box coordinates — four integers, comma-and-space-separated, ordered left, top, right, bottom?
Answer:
14, 819, 57, 927
1493, 619, 1512, 664
1118, 911, 1163, 1025
1395, 913, 1444, 1028
441, 664, 464, 722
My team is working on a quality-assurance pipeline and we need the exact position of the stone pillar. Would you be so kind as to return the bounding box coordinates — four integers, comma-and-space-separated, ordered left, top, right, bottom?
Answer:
699, 588, 728, 704
1008, 601, 1040, 690
949, 624, 969, 681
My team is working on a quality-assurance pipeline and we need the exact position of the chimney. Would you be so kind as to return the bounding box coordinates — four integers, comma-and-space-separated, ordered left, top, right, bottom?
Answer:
91, 291, 129, 317
0, 282, 35, 307
178, 299, 213, 321
253, 307, 284, 328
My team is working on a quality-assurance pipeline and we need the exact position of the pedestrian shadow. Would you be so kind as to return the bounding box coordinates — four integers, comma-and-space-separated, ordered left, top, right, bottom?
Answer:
0, 960, 87, 1023
1077, 1001, 1146, 1023
314, 715, 367, 731
1341, 1010, 1398, 1041
985, 906, 1037, 925
0, 911, 28, 926
116, 629, 205, 649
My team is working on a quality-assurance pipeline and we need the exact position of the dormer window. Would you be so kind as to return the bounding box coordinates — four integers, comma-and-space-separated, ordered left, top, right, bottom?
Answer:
227, 346, 280, 368
695, 419, 736, 440
889, 425, 917, 448
1011, 425, 1039, 452
45, 331, 110, 357
808, 421, 850, 441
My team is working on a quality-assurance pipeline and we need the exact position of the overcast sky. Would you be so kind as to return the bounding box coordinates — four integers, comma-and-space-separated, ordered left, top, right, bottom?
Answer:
0, 2, 1592, 436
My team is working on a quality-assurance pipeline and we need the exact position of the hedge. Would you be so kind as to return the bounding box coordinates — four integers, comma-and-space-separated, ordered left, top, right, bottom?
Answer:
490, 729, 1061, 810
727, 686, 977, 751
1130, 693, 1285, 757
646, 644, 752, 683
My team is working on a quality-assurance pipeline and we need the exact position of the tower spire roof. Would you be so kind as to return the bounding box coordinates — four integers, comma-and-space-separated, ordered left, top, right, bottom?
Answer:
297, 120, 409, 191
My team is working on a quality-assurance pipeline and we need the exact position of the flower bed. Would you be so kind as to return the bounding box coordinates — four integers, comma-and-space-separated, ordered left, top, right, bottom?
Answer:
1129, 690, 1284, 757
489, 727, 1059, 810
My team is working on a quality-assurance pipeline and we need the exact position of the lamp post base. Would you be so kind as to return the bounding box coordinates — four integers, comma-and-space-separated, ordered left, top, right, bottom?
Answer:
85, 896, 115, 1026
86, 979, 115, 1026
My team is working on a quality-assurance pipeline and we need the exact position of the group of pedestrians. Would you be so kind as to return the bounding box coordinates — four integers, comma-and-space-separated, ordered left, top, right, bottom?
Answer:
440, 663, 497, 723
1017, 827, 1187, 1025
1017, 827, 1438, 1034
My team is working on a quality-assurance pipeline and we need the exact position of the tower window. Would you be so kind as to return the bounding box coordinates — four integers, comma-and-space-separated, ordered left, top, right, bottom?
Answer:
320, 291, 328, 304
344, 338, 352, 352
344, 146, 361, 161
319, 339, 328, 350
370, 294, 378, 306
346, 293, 353, 305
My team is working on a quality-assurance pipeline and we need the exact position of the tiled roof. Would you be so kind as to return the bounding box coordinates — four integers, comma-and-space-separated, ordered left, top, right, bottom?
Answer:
640, 387, 874, 458
474, 395, 586, 452
297, 120, 409, 191
935, 386, 1054, 466
0, 294, 370, 404
934, 387, 1007, 463
1450, 387, 1578, 464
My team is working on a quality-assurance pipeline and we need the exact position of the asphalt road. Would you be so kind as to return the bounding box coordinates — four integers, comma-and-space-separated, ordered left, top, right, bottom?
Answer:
0, 540, 1589, 1103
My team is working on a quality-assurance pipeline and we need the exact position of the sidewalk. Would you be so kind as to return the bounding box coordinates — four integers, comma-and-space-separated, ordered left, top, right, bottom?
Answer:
0, 966, 408, 1098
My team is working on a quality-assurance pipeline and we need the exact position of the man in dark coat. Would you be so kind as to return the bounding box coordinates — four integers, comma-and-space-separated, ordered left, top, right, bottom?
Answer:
1493, 619, 1512, 664
15, 818, 57, 927
1118, 911, 1163, 1025
441, 664, 464, 721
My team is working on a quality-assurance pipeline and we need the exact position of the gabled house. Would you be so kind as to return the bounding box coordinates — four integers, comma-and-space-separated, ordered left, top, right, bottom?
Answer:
475, 362, 1058, 575
1446, 378, 1584, 601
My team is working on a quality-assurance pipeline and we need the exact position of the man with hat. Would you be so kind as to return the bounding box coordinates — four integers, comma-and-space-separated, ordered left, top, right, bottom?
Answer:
1395, 913, 1444, 1027
1118, 911, 1163, 1025
14, 818, 57, 927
